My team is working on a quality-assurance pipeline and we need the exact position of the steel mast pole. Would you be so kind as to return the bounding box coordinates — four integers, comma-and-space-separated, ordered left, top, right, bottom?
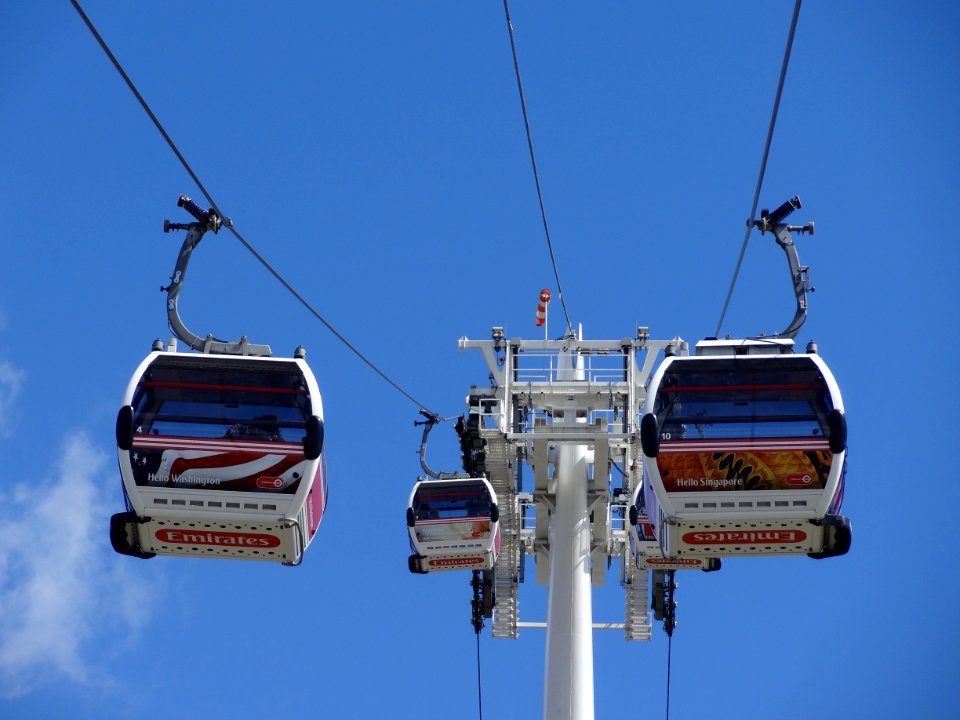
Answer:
543, 334, 594, 720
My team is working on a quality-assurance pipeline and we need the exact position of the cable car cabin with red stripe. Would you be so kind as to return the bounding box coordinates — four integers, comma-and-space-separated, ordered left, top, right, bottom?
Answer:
636, 338, 850, 560
627, 486, 722, 573
111, 349, 326, 565
406, 478, 501, 574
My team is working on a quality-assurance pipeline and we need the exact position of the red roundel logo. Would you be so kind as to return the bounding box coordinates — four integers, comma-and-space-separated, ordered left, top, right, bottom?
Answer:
155, 529, 281, 548
786, 473, 814, 486
256, 476, 284, 489
428, 557, 483, 568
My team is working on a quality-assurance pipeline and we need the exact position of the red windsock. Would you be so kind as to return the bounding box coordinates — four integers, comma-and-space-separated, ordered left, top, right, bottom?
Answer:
535, 289, 552, 326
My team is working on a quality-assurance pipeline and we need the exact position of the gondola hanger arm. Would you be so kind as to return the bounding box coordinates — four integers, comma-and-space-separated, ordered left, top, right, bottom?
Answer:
416, 410, 469, 480
749, 195, 816, 339
162, 195, 272, 356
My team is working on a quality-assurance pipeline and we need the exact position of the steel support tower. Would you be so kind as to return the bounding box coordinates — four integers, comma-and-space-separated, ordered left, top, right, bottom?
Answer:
458, 327, 685, 719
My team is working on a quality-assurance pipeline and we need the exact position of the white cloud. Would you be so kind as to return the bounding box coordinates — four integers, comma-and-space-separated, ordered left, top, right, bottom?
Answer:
0, 360, 25, 438
0, 433, 158, 698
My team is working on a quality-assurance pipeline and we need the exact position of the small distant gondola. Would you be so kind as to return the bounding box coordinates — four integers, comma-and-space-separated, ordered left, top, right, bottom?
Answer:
637, 337, 850, 559
407, 477, 500, 574
628, 485, 720, 572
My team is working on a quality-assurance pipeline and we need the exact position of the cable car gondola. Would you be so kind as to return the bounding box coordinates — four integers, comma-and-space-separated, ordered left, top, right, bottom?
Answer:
112, 346, 326, 564
628, 486, 721, 572
636, 337, 849, 560
406, 478, 501, 574
110, 195, 327, 565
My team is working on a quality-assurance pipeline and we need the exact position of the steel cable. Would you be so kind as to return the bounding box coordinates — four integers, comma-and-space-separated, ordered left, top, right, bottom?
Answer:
70, 0, 441, 416
666, 633, 673, 720
476, 632, 484, 720
502, 0, 575, 334
715, 0, 803, 337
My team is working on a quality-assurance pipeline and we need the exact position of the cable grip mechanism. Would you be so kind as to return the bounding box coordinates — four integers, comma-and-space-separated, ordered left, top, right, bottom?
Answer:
750, 195, 815, 236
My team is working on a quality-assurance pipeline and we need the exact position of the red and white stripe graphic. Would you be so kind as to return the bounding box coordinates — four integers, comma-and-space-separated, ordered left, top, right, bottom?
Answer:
535, 288, 551, 326
658, 438, 830, 453
133, 437, 306, 491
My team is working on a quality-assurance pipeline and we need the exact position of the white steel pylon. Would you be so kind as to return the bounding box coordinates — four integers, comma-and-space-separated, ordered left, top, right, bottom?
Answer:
543, 346, 593, 719
458, 326, 684, 719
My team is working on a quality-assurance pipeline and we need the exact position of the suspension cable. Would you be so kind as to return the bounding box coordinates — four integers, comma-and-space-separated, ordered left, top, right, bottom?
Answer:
665, 633, 673, 720
476, 633, 484, 720
715, 0, 803, 337
661, 568, 677, 720
501, 0, 574, 334
470, 570, 485, 720
70, 0, 441, 416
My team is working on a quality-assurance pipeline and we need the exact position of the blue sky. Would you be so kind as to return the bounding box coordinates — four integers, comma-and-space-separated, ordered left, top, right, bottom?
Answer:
1, 2, 958, 718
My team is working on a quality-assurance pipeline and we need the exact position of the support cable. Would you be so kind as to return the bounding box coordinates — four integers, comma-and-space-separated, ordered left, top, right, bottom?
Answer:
653, 569, 678, 720
70, 0, 441, 417
665, 634, 673, 720
471, 571, 485, 720
476, 633, 484, 720
501, 0, 574, 334
715, 0, 803, 337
